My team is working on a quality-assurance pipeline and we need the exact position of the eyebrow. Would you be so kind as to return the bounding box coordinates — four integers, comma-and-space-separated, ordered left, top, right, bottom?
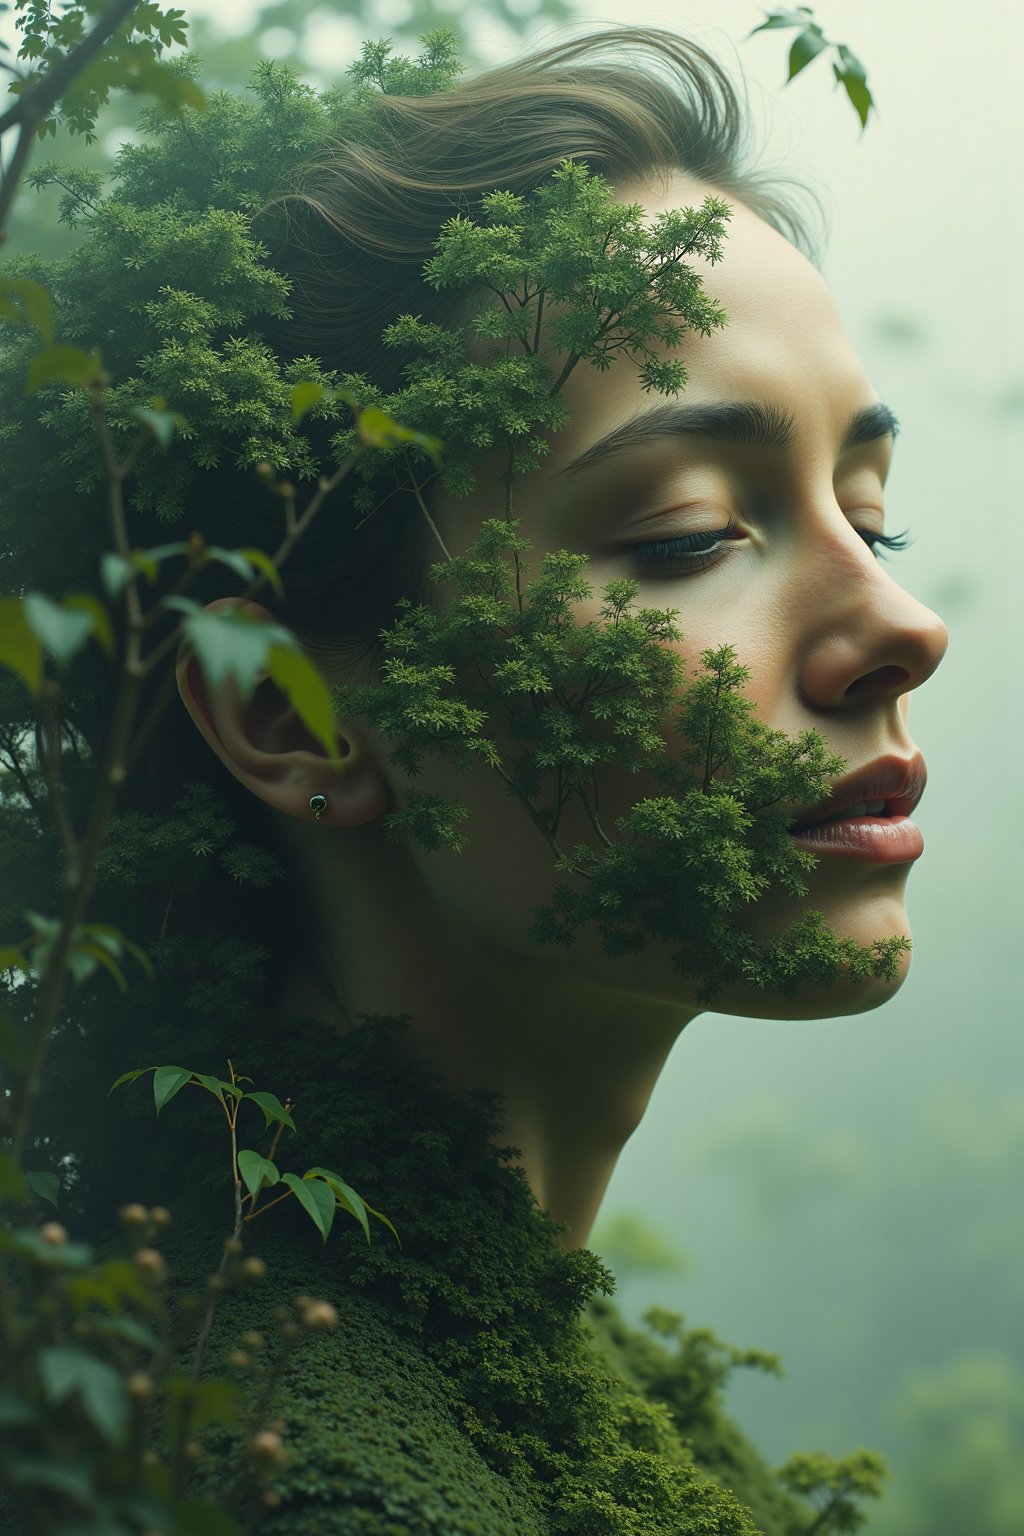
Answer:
555, 398, 900, 478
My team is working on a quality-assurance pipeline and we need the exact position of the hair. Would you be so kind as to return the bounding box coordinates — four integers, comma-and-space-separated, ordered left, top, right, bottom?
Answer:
2, 25, 826, 1228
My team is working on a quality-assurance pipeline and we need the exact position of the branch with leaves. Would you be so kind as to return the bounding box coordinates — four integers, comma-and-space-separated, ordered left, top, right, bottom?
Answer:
746, 6, 876, 131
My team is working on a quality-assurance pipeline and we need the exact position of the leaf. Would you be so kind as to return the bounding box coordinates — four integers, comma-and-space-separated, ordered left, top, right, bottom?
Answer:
357, 405, 443, 468
237, 1148, 280, 1201
305, 1165, 370, 1244
21, 591, 96, 669
173, 604, 338, 756
745, 6, 815, 38
0, 274, 55, 341
363, 1201, 402, 1247
130, 403, 187, 448
281, 1171, 336, 1241
199, 543, 287, 603
787, 26, 828, 80
40, 1346, 128, 1442
79, 922, 155, 983
26, 344, 104, 394
291, 380, 326, 424
266, 641, 343, 765
0, 594, 45, 696
833, 49, 874, 128
68, 1260, 158, 1316
1, 1227, 93, 1269
23, 1169, 61, 1208
60, 591, 115, 659
244, 1090, 296, 1132
236, 546, 285, 602
0, 1151, 28, 1202
108, 1066, 150, 1096
152, 1065, 194, 1116
192, 1072, 233, 1105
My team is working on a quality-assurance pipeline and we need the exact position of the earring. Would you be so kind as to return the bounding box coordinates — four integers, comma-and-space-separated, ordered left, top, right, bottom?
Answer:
309, 794, 327, 822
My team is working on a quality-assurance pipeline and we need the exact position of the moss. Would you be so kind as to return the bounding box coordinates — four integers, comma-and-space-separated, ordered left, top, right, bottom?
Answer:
110, 1010, 811, 1534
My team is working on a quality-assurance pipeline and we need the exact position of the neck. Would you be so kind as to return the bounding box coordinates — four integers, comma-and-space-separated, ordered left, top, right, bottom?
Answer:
277, 929, 695, 1251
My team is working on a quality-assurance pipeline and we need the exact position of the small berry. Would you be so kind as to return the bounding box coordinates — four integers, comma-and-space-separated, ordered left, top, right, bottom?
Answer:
263, 1491, 283, 1509
39, 1222, 67, 1246
224, 1236, 243, 1255
151, 1206, 171, 1227
228, 1350, 249, 1369
303, 1301, 338, 1330
243, 1330, 264, 1351
250, 1430, 286, 1464
134, 1248, 165, 1280
127, 1372, 153, 1399
119, 1203, 148, 1226
241, 1256, 266, 1280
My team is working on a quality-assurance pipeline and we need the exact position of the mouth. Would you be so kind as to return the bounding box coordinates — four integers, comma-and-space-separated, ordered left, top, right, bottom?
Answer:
787, 752, 927, 863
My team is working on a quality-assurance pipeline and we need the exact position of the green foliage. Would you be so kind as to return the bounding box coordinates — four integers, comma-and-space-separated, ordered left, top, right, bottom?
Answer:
2, 1045, 391, 1533
5, 0, 200, 146
334, 158, 730, 504
778, 1448, 889, 1534
746, 7, 876, 130
333, 520, 909, 1007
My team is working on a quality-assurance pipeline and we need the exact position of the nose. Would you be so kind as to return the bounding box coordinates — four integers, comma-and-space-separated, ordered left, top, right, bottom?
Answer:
798, 535, 950, 710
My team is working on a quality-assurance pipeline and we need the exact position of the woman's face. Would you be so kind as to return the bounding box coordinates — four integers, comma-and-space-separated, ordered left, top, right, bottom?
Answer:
368, 169, 948, 1021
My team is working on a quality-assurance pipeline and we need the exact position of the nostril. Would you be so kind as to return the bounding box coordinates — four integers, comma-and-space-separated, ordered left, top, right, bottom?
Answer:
846, 664, 910, 696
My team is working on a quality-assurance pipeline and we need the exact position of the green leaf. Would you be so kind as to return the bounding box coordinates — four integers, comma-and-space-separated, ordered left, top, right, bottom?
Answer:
0, 274, 55, 341
24, 1169, 61, 1208
787, 26, 828, 80
745, 6, 815, 38
108, 1066, 150, 1096
21, 591, 95, 670
291, 380, 326, 424
3, 1226, 94, 1269
192, 1072, 232, 1104
130, 404, 187, 448
363, 1201, 402, 1247
237, 1148, 280, 1201
67, 1258, 158, 1316
305, 1165, 370, 1244
0, 595, 45, 696
266, 641, 343, 765
281, 1172, 336, 1242
153, 1065, 194, 1116
26, 344, 104, 394
833, 51, 874, 128
0, 1151, 28, 1202
0, 1388, 38, 1427
245, 1089, 296, 1132
195, 544, 287, 604
40, 1347, 128, 1442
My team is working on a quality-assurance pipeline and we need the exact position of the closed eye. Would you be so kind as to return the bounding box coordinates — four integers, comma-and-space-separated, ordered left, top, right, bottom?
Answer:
628, 522, 913, 572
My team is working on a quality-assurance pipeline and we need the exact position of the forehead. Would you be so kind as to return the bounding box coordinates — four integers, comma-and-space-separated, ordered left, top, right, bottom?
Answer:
547, 168, 871, 472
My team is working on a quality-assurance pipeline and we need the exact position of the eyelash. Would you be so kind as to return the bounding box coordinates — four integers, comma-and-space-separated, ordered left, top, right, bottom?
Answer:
629, 518, 913, 572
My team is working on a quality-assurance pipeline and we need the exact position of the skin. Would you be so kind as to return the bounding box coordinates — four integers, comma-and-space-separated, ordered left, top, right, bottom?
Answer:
176, 170, 949, 1250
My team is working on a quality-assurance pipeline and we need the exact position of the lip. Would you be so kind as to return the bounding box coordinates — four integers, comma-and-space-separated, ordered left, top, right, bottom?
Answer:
788, 751, 927, 831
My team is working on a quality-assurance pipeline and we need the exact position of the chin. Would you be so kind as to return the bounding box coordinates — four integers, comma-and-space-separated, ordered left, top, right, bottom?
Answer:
710, 885, 915, 1022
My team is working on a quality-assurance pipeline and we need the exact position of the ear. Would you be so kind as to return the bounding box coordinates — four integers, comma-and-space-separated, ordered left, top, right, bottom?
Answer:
174, 598, 391, 828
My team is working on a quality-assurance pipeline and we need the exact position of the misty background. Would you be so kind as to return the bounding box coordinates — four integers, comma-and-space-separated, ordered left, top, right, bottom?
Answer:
3, 1, 1021, 1530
